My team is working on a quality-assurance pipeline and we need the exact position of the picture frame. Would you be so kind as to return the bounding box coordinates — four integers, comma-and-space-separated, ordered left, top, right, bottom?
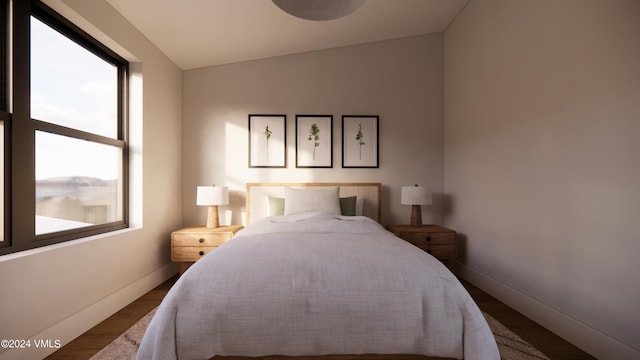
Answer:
248, 114, 287, 168
342, 115, 379, 168
296, 115, 333, 168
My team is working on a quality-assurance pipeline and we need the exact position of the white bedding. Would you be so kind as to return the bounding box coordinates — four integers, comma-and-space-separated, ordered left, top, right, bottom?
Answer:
137, 212, 499, 359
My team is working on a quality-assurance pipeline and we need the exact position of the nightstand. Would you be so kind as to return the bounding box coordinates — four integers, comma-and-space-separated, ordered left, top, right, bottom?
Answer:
171, 225, 243, 275
386, 224, 457, 261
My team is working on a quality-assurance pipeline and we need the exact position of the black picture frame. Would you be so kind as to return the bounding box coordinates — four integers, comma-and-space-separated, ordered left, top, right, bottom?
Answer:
295, 115, 333, 168
248, 114, 287, 168
342, 115, 379, 168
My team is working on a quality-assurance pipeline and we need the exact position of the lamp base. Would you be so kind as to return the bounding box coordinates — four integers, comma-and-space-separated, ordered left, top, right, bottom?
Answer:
206, 205, 220, 228
410, 205, 422, 227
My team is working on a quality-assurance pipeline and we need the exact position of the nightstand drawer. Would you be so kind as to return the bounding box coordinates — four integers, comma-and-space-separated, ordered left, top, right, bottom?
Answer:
171, 225, 244, 275
172, 246, 216, 261
386, 224, 457, 262
416, 244, 457, 259
397, 232, 455, 246
172, 232, 231, 247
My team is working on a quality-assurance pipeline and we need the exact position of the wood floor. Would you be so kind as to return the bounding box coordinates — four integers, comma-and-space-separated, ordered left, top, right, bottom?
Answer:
46, 275, 596, 360
462, 282, 595, 360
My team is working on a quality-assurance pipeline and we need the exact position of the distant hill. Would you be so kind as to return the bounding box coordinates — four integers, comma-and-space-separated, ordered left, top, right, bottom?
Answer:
36, 176, 117, 201
36, 176, 114, 187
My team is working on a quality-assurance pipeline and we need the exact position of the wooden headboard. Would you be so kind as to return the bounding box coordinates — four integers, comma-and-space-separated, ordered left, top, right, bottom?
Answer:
246, 183, 382, 224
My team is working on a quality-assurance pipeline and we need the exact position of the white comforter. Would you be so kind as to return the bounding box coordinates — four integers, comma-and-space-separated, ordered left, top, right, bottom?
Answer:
138, 212, 499, 359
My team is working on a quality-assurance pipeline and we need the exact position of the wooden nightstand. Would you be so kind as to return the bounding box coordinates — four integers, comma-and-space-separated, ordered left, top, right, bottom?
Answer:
386, 224, 457, 261
171, 225, 243, 275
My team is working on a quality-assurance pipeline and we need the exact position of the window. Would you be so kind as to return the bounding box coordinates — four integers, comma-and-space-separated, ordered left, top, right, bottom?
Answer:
1, 0, 9, 245
1, 0, 128, 255
1, 122, 5, 243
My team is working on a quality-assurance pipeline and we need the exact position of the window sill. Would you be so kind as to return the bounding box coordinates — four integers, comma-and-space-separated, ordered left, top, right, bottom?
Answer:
0, 226, 140, 263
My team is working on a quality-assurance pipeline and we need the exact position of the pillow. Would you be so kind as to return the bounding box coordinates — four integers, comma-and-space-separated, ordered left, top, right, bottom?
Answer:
269, 195, 362, 216
267, 196, 285, 216
339, 196, 357, 216
355, 196, 364, 216
284, 186, 341, 215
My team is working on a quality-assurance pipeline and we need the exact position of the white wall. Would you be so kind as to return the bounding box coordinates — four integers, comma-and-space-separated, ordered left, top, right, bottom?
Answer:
444, 0, 640, 358
182, 34, 444, 227
0, 1, 182, 359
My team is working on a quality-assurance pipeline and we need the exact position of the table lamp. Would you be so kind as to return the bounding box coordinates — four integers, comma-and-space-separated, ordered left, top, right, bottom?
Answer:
196, 185, 229, 228
401, 185, 432, 227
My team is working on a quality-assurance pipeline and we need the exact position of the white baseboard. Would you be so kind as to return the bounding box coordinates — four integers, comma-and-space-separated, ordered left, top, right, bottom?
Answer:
0, 263, 178, 360
451, 260, 639, 360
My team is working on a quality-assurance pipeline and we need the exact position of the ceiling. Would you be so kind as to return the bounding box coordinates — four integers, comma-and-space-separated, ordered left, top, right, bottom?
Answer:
106, 0, 468, 70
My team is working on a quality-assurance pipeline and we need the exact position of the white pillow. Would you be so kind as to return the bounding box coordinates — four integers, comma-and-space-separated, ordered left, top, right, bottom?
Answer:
355, 196, 364, 216
284, 187, 341, 215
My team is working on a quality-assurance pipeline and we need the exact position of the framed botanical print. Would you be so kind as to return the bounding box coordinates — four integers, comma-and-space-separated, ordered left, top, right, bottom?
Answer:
342, 115, 379, 168
248, 114, 286, 168
296, 115, 333, 168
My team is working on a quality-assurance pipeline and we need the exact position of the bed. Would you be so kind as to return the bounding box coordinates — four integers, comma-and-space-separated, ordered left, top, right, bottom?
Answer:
137, 183, 499, 360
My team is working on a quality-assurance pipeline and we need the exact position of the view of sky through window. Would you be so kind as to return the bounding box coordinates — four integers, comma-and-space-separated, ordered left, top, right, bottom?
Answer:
30, 16, 118, 181
31, 16, 123, 234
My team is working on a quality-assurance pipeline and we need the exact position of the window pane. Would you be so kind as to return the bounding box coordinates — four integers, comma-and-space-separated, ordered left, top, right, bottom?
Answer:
0, 123, 3, 242
30, 17, 117, 138
35, 131, 122, 235
1, 1, 7, 112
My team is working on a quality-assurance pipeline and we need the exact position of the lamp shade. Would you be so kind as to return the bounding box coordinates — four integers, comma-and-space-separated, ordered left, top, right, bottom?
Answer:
401, 185, 432, 206
196, 186, 229, 206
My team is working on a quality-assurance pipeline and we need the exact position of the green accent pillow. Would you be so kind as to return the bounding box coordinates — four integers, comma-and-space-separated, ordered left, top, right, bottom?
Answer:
339, 196, 358, 216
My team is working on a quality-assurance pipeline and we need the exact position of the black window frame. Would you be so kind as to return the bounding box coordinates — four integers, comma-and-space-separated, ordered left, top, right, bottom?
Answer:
1, 0, 129, 255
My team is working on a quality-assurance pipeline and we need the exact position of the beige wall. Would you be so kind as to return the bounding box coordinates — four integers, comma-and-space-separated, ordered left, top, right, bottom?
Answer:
6, 1, 637, 358
182, 34, 444, 227
0, 1, 182, 358
444, 0, 640, 358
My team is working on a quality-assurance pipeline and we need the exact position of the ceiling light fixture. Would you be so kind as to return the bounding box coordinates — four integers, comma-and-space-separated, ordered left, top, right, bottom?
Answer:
272, 0, 367, 21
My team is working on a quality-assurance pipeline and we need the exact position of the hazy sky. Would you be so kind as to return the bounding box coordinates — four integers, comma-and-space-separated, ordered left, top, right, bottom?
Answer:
31, 16, 119, 181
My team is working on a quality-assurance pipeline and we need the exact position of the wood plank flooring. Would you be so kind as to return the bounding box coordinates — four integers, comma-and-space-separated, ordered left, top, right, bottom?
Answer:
46, 275, 595, 360
45, 276, 175, 360
463, 281, 596, 360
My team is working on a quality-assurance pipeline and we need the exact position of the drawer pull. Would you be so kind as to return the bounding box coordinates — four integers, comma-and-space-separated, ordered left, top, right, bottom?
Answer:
199, 238, 205, 243
199, 250, 205, 256
425, 236, 432, 241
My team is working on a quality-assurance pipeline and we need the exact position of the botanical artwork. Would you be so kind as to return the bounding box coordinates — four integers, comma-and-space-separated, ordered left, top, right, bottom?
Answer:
249, 114, 286, 168
308, 123, 320, 159
342, 115, 378, 168
355, 123, 365, 160
264, 124, 273, 161
296, 115, 332, 168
